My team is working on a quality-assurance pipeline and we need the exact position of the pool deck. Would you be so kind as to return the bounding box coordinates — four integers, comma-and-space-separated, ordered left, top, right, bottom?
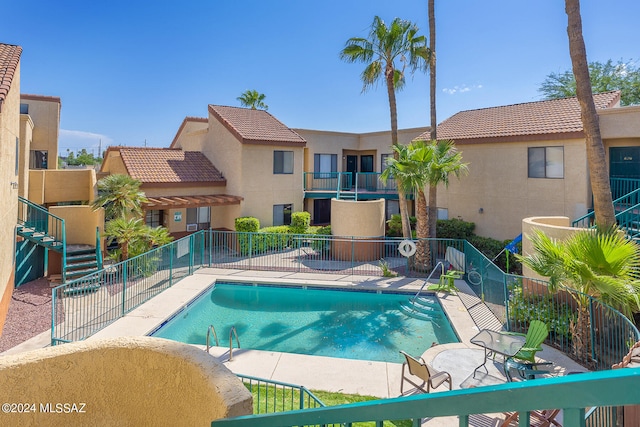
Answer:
7, 268, 587, 425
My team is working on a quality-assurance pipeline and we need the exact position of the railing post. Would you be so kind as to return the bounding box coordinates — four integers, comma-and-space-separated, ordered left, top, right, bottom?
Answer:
61, 220, 67, 284
248, 232, 253, 269
169, 241, 174, 287
51, 287, 56, 346
208, 229, 213, 267
122, 261, 128, 316
189, 234, 194, 275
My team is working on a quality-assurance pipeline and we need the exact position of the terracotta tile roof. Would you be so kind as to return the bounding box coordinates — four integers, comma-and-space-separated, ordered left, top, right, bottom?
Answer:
144, 194, 243, 210
209, 105, 306, 146
416, 91, 621, 144
116, 147, 226, 185
0, 43, 22, 109
169, 116, 208, 148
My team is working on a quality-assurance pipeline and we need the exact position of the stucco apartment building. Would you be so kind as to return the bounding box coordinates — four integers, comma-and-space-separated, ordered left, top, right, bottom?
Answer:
98, 92, 640, 242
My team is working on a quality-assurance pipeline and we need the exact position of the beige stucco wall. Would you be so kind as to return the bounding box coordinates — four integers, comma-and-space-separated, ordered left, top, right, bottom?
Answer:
28, 169, 97, 205
18, 114, 33, 198
331, 199, 385, 237
20, 95, 60, 170
0, 60, 20, 336
435, 138, 590, 240
600, 106, 640, 140
0, 336, 252, 426
49, 205, 104, 246
521, 216, 580, 280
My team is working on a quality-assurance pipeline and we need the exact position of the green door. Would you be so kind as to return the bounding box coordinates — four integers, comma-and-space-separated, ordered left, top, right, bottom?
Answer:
610, 147, 640, 198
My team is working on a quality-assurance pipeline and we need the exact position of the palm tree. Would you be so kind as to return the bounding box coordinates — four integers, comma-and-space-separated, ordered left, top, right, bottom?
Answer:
105, 217, 148, 261
381, 141, 432, 268
428, 0, 437, 140
425, 140, 468, 240
340, 16, 430, 239
237, 90, 268, 110
518, 227, 640, 360
564, 0, 615, 227
92, 174, 148, 221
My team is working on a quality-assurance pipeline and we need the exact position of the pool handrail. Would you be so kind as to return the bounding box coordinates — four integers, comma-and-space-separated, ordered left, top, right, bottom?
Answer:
411, 261, 445, 304
229, 326, 240, 361
206, 325, 219, 352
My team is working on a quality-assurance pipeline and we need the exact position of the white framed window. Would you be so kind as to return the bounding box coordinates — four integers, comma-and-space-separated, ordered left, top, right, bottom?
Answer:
274, 151, 294, 174
186, 207, 210, 230
273, 203, 293, 226
528, 147, 564, 178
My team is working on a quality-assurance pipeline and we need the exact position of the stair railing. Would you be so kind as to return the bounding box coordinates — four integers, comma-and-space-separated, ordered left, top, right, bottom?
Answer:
572, 187, 640, 237
95, 227, 103, 270
17, 196, 67, 282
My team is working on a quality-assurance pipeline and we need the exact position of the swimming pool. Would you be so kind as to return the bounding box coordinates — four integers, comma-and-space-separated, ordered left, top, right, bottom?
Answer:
150, 282, 459, 363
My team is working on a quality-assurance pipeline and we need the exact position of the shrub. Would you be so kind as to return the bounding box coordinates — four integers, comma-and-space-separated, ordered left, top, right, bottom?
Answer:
436, 218, 475, 239
235, 217, 260, 232
386, 214, 416, 237
290, 212, 310, 234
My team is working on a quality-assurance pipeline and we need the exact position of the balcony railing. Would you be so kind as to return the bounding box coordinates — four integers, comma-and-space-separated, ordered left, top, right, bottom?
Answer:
303, 172, 397, 194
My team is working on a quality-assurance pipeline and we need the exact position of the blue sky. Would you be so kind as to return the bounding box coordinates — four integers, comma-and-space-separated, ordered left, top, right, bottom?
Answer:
3, 1, 639, 156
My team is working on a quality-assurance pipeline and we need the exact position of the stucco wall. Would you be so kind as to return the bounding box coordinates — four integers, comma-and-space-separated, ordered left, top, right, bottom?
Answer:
436, 138, 589, 240
331, 199, 385, 261
20, 95, 60, 170
0, 336, 252, 426
600, 106, 640, 139
0, 60, 20, 336
49, 205, 104, 246
28, 169, 97, 204
18, 114, 33, 198
521, 216, 579, 280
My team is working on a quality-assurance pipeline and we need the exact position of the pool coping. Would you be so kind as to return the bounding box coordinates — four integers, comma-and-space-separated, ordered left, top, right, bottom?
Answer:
85, 267, 483, 398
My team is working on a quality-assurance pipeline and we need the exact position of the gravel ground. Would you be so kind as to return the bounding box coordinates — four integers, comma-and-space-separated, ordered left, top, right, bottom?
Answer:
0, 278, 53, 352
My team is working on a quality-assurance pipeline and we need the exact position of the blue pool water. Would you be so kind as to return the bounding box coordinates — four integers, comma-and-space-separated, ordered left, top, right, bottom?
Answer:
151, 283, 459, 363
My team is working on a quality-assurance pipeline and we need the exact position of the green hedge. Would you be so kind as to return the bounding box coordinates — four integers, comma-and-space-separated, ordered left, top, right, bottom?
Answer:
290, 212, 310, 234
235, 217, 260, 232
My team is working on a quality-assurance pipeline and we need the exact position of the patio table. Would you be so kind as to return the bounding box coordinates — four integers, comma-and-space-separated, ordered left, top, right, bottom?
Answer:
470, 329, 526, 378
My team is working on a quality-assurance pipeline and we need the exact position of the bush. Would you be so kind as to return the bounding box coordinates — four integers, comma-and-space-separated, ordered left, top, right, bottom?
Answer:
290, 212, 310, 234
436, 218, 475, 239
386, 214, 416, 237
235, 217, 260, 232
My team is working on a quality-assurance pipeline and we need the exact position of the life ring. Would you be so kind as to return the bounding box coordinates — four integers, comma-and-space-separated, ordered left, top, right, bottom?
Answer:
398, 239, 417, 257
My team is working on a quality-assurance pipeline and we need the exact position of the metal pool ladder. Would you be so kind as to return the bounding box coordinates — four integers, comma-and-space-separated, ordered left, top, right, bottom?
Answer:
411, 261, 445, 304
205, 325, 241, 361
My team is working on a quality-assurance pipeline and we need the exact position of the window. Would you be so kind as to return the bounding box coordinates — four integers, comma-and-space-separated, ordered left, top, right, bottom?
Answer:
360, 155, 374, 173
145, 210, 164, 227
528, 147, 564, 178
186, 207, 210, 230
20, 103, 28, 114
30, 150, 48, 169
273, 151, 293, 174
273, 203, 292, 226
313, 154, 337, 173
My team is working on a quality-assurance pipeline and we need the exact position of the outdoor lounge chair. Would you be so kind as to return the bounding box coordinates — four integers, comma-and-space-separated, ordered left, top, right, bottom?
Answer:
400, 350, 452, 393
510, 320, 549, 363
501, 408, 561, 427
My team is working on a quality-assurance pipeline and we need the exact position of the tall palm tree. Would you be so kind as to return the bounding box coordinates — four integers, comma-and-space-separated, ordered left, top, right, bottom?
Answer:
92, 174, 148, 221
428, 0, 437, 140
340, 16, 430, 239
237, 90, 268, 110
381, 141, 432, 268
564, 0, 615, 227
518, 227, 640, 360
425, 140, 468, 240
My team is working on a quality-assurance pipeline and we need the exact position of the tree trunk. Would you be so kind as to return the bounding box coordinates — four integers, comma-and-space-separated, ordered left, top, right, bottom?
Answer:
415, 189, 431, 270
428, 184, 438, 240
571, 304, 592, 364
565, 0, 616, 227
386, 62, 412, 238
429, 0, 437, 140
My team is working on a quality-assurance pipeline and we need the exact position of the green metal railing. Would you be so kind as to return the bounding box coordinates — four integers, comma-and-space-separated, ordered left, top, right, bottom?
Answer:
51, 231, 205, 345
238, 374, 326, 415
303, 172, 397, 194
211, 368, 640, 427
17, 196, 67, 282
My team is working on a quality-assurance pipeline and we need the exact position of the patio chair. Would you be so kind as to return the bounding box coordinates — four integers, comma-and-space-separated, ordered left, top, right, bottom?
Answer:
400, 351, 452, 393
510, 320, 549, 363
503, 358, 553, 382
501, 408, 561, 427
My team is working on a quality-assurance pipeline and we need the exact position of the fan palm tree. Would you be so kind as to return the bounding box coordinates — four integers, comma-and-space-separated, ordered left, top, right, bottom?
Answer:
564, 0, 615, 227
425, 140, 468, 240
237, 90, 268, 110
105, 217, 148, 261
428, 0, 437, 140
381, 141, 433, 268
92, 174, 148, 221
340, 16, 430, 239
518, 227, 640, 359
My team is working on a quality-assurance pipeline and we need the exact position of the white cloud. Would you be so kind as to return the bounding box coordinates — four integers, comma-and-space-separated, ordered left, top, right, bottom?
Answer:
59, 129, 113, 156
442, 84, 483, 95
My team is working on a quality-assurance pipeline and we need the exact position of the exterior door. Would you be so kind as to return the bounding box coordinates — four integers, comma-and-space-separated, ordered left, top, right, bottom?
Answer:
313, 199, 331, 225
346, 155, 358, 188
610, 147, 640, 199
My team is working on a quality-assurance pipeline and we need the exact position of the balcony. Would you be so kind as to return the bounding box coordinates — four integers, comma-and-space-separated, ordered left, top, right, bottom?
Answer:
303, 172, 399, 200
